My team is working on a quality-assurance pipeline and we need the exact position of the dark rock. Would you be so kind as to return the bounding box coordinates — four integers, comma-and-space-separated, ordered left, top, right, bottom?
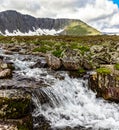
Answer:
30, 58, 47, 68
33, 114, 51, 130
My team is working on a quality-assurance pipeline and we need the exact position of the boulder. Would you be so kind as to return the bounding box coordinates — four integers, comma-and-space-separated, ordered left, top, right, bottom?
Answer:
62, 57, 80, 71
0, 60, 14, 79
46, 54, 61, 70
88, 65, 119, 101
0, 89, 31, 119
0, 69, 12, 79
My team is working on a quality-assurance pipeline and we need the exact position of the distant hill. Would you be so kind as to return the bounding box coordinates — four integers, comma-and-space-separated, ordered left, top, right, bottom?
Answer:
0, 10, 101, 36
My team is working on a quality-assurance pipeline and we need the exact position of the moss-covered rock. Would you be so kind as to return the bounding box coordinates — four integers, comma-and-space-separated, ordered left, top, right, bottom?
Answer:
0, 89, 31, 119
89, 65, 119, 102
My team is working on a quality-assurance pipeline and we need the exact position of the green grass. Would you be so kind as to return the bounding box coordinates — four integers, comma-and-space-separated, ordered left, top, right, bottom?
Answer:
62, 21, 101, 36
115, 63, 119, 70
52, 50, 63, 58
78, 68, 86, 74
78, 46, 90, 55
96, 67, 111, 75
33, 46, 51, 53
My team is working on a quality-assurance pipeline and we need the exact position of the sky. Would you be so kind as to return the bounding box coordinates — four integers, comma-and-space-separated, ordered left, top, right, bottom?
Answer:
0, 0, 119, 33
112, 0, 119, 7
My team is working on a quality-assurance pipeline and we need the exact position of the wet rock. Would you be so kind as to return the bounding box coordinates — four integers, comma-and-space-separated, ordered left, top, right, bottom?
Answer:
54, 72, 65, 80
32, 88, 52, 105
33, 114, 51, 130
0, 89, 31, 119
49, 126, 91, 130
46, 54, 61, 70
30, 58, 47, 68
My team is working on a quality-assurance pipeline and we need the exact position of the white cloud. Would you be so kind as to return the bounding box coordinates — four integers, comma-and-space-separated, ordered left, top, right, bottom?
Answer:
0, 0, 119, 33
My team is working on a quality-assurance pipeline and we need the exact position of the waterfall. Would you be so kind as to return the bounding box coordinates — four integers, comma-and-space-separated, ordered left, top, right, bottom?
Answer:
32, 75, 119, 130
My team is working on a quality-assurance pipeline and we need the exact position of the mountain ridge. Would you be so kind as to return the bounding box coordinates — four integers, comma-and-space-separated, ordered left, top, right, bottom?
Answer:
0, 10, 101, 36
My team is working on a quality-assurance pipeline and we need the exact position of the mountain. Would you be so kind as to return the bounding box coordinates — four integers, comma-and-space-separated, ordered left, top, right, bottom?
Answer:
0, 10, 101, 36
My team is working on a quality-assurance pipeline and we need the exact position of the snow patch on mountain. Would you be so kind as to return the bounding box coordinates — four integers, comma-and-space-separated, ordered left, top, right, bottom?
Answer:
4, 28, 64, 36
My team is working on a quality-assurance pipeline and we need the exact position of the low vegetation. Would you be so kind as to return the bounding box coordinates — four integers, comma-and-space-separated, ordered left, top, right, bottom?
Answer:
96, 67, 111, 75
61, 21, 101, 36
1, 35, 119, 73
115, 63, 119, 70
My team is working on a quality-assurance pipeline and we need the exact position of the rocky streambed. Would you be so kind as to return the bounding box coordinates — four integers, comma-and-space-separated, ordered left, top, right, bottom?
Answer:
0, 41, 119, 130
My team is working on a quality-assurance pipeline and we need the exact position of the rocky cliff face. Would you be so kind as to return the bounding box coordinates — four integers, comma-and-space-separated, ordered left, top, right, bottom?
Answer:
0, 10, 101, 35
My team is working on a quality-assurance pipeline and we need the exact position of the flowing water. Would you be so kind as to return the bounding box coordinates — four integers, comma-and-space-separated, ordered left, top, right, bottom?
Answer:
0, 49, 119, 130
32, 76, 119, 130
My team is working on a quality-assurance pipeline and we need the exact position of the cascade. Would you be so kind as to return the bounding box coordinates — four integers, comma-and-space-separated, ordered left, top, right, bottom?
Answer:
32, 75, 119, 130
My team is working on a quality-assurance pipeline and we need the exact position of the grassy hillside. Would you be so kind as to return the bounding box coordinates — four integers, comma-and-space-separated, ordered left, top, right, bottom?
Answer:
61, 21, 101, 36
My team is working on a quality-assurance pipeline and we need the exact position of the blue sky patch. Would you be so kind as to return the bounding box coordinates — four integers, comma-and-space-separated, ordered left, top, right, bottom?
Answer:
112, 0, 119, 7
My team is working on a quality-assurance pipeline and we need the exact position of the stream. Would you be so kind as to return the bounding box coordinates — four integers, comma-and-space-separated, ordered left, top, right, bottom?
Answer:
0, 49, 119, 130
